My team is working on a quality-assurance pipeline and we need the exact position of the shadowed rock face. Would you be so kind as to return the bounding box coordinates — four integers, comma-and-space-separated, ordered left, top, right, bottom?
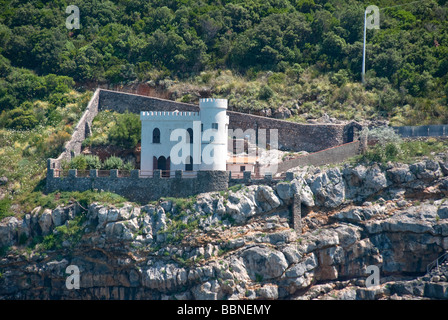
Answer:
2, 157, 448, 300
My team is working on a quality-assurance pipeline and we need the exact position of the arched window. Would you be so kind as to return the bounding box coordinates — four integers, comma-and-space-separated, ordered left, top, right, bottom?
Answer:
153, 128, 160, 143
187, 128, 193, 144
185, 156, 193, 171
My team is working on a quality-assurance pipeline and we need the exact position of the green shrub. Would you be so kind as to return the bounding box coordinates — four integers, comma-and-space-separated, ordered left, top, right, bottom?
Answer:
84, 155, 102, 170
102, 156, 123, 170
0, 199, 12, 220
258, 85, 274, 100
108, 111, 141, 149
69, 155, 88, 171
123, 161, 135, 171
4, 108, 38, 130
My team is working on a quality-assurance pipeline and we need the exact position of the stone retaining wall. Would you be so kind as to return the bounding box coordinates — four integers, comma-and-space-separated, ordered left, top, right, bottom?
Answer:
46, 169, 229, 203
276, 140, 361, 173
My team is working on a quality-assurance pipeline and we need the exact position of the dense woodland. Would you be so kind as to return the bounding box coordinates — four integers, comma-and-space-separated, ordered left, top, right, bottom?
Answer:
0, 0, 447, 125
1, 0, 448, 216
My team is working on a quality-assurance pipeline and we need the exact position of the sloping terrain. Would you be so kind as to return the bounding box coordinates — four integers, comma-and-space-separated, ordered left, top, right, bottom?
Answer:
2, 156, 448, 300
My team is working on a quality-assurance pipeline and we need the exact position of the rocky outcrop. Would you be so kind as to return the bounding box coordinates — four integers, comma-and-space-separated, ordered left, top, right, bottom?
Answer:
2, 156, 448, 300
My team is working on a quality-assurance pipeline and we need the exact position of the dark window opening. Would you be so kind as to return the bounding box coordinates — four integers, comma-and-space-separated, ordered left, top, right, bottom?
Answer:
187, 128, 193, 144
153, 128, 160, 143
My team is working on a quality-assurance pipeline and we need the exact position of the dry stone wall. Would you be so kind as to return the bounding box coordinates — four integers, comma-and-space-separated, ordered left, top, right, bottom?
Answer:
46, 169, 229, 203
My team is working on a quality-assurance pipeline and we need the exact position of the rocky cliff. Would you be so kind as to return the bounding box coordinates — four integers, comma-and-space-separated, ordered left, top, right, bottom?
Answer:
2, 155, 448, 300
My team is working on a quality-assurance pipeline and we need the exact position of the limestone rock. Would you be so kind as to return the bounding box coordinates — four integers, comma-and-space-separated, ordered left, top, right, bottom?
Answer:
409, 160, 442, 181
256, 284, 279, 299
275, 182, 293, 202
191, 279, 221, 300
309, 168, 345, 208
38, 209, 53, 235
241, 246, 288, 281
343, 164, 387, 200
255, 185, 282, 212
291, 177, 315, 207
386, 164, 416, 184
0, 217, 20, 247
331, 205, 384, 223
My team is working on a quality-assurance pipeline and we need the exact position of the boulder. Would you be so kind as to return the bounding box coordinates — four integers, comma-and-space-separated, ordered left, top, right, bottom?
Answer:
409, 160, 442, 181
225, 190, 257, 224
0, 176, 8, 186
256, 285, 279, 299
284, 253, 318, 278
241, 246, 288, 281
331, 205, 384, 223
309, 168, 345, 208
255, 186, 282, 212
386, 164, 416, 184
343, 164, 387, 200
273, 106, 292, 119
291, 177, 315, 207
51, 206, 66, 227
191, 280, 221, 300
0, 217, 20, 247
275, 182, 293, 202
333, 224, 362, 248
38, 209, 53, 235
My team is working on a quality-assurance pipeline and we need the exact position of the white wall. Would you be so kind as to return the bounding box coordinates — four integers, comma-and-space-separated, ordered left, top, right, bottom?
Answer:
140, 100, 229, 173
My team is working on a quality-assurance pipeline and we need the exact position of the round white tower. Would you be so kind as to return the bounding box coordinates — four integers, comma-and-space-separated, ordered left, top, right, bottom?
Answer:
199, 98, 229, 171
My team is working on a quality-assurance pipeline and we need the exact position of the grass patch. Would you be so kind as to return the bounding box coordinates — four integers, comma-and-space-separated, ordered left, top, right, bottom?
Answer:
228, 184, 243, 193
19, 190, 129, 214
0, 199, 13, 220
352, 138, 448, 165
40, 213, 87, 251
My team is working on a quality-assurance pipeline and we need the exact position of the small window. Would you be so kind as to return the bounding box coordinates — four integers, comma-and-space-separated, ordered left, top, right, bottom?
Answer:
212, 123, 218, 130
201, 123, 203, 132
153, 128, 160, 143
240, 166, 246, 172
187, 128, 193, 144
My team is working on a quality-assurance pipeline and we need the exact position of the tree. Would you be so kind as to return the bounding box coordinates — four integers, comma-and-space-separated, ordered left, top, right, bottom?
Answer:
4, 108, 38, 130
108, 111, 141, 149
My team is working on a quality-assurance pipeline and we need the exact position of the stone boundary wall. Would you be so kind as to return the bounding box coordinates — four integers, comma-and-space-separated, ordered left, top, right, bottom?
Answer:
98, 89, 199, 113
226, 111, 346, 152
276, 140, 361, 173
229, 171, 294, 187
97, 89, 351, 152
47, 89, 101, 171
46, 169, 229, 203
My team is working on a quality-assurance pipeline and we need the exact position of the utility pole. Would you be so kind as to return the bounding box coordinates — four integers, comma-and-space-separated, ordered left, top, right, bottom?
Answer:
362, 5, 379, 85
362, 8, 368, 84
361, 0, 427, 85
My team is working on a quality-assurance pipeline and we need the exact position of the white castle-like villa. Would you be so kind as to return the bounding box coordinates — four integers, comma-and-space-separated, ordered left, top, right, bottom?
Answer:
140, 98, 229, 177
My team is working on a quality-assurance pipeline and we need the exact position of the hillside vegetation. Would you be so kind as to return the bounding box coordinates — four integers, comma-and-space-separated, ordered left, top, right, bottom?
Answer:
0, 0, 447, 125
1, 0, 448, 217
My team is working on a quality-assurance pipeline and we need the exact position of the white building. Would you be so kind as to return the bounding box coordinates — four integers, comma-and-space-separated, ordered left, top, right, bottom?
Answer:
140, 98, 229, 176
